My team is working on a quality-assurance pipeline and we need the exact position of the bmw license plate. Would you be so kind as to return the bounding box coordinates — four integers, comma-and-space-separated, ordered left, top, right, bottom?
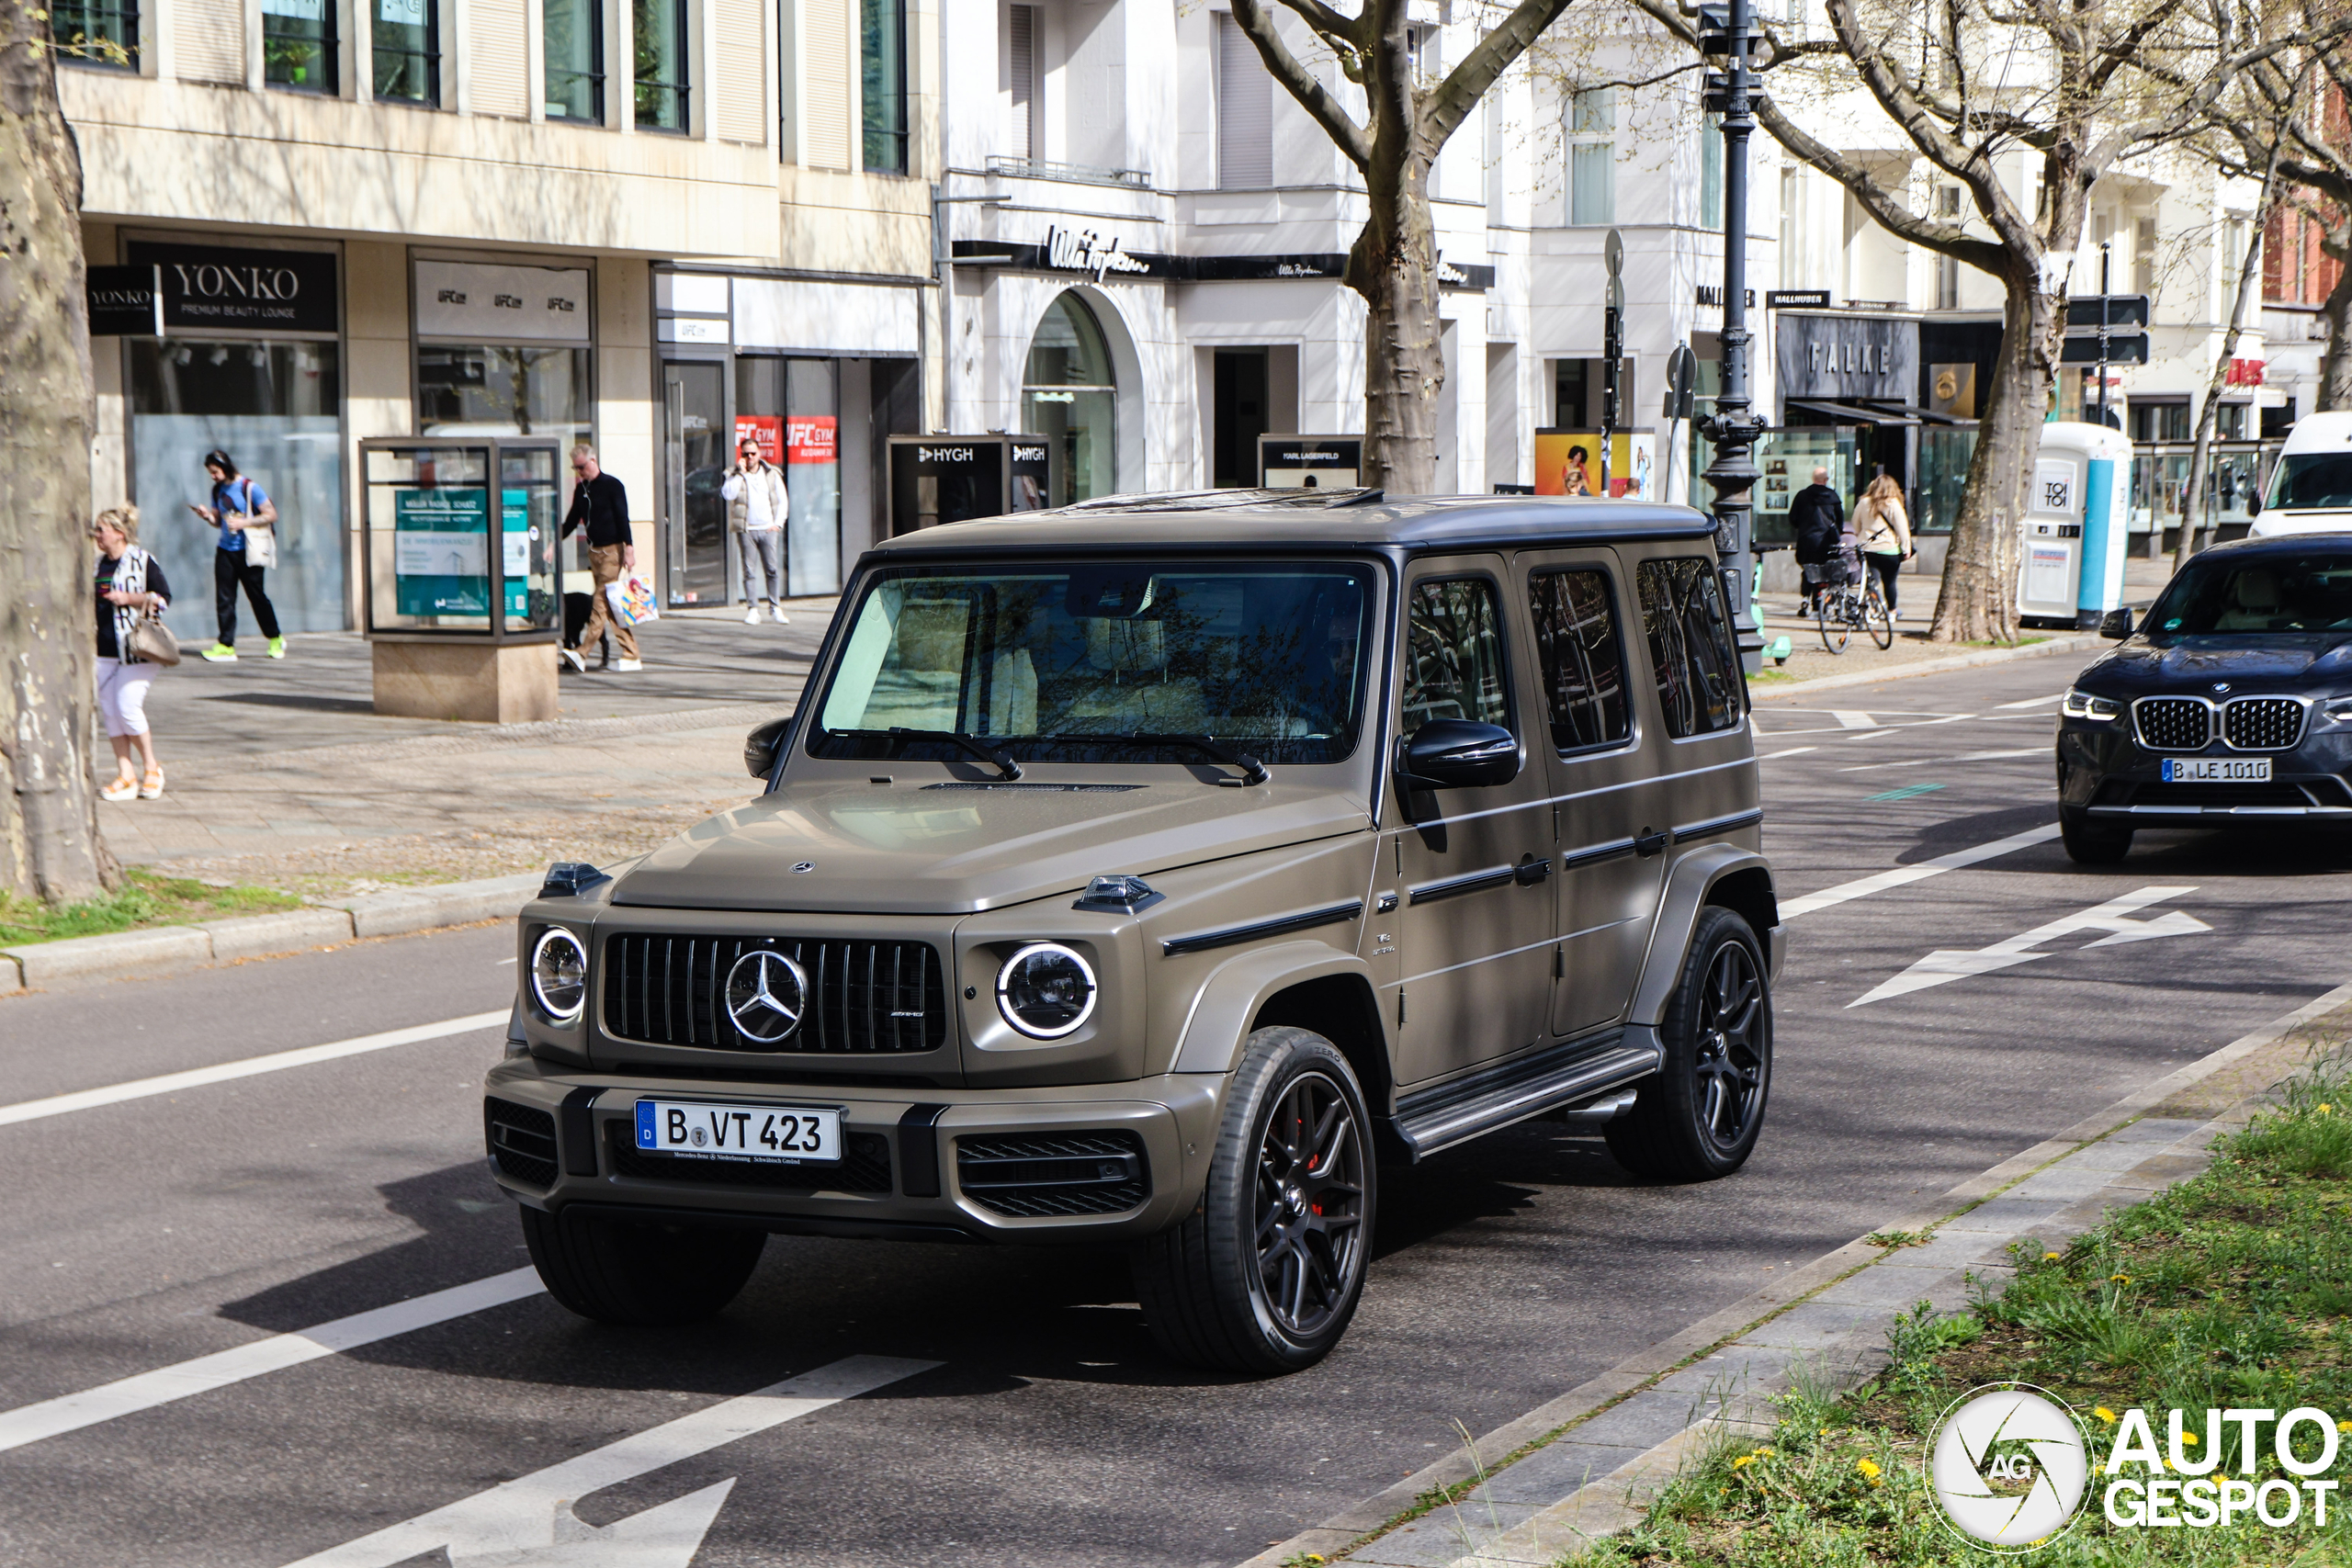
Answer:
2162, 757, 2271, 784
634, 1100, 842, 1163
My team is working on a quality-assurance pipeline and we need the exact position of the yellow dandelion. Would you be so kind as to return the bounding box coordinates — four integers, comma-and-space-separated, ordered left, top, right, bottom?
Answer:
2321, 1104, 2334, 1115
2043, 1251, 2062, 1261
2109, 1273, 2132, 1283
2183, 1431, 2200, 1446
2338, 1420, 2352, 1435
1732, 1454, 1756, 1471
2096, 1407, 2119, 1425
1858, 1458, 1883, 1482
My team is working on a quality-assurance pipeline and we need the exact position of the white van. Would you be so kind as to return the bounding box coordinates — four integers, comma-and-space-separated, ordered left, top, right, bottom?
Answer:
2252, 411, 2352, 536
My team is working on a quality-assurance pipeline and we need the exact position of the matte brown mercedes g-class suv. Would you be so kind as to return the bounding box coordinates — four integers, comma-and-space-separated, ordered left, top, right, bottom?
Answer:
487, 491, 1781, 1372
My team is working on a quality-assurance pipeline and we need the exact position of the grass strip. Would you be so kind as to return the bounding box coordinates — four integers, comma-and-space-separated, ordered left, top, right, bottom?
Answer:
1572, 1056, 2352, 1565
0, 868, 301, 946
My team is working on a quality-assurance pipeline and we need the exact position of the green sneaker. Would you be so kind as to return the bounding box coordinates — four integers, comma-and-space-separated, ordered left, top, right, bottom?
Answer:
266, 636, 287, 659
200, 643, 238, 662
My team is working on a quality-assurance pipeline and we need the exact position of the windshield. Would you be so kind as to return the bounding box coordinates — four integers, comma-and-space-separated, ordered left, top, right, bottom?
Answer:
2267, 453, 2352, 511
2144, 551, 2352, 635
810, 561, 1378, 767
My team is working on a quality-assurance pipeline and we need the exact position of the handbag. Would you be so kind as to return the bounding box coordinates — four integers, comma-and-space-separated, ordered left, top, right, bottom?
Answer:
128, 608, 181, 667
224, 479, 278, 569
604, 574, 660, 627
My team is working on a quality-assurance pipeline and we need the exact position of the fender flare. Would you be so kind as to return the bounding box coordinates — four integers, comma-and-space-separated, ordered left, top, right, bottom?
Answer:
1168, 942, 1387, 1076
1627, 845, 1779, 1026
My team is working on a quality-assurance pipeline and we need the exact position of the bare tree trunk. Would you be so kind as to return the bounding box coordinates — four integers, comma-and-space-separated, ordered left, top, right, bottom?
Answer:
1930, 274, 2052, 642
2177, 163, 2278, 572
0, 1, 110, 903
2318, 230, 2352, 412
1351, 165, 1443, 494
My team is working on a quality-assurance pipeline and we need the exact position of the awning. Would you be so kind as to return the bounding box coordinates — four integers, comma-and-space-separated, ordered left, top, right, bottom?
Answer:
1855, 399, 1970, 426
1784, 398, 1919, 425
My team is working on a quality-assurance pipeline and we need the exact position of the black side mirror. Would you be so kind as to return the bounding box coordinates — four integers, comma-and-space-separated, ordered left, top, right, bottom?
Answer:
1396, 719, 1521, 791
745, 715, 794, 778
2098, 608, 2134, 640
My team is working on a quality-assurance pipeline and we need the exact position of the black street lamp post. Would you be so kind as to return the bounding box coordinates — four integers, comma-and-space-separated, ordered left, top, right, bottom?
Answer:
1698, 0, 1768, 671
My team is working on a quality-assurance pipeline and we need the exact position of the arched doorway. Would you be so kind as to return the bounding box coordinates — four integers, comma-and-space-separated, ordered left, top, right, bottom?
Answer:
1022, 292, 1119, 506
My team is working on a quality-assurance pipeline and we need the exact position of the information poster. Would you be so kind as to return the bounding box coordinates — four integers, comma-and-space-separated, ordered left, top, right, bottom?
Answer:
734, 415, 784, 465
393, 487, 490, 617
786, 415, 839, 597
1535, 432, 1655, 498
501, 488, 530, 620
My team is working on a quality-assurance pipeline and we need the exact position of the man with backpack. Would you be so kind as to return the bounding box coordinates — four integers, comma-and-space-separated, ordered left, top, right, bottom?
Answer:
1788, 467, 1846, 612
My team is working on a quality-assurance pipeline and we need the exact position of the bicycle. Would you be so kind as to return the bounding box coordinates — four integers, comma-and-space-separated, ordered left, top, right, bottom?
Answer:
1812, 547, 1894, 653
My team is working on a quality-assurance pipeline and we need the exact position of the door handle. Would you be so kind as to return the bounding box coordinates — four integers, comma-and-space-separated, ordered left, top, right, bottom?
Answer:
1634, 828, 1668, 858
1514, 853, 1552, 886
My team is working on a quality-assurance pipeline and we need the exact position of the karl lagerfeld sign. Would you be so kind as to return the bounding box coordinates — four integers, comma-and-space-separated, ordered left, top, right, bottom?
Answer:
1775, 310, 1918, 400
125, 242, 339, 334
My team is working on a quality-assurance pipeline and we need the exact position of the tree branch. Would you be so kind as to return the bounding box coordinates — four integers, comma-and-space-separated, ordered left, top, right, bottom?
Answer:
1753, 93, 2009, 275
1233, 0, 1374, 171
1419, 0, 1577, 151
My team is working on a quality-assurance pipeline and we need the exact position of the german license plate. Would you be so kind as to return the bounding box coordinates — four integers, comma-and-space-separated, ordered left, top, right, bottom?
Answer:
2162, 757, 2271, 784
634, 1100, 842, 1163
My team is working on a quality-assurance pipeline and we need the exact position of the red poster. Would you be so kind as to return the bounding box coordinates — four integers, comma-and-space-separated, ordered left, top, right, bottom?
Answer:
734, 416, 783, 464
786, 415, 837, 466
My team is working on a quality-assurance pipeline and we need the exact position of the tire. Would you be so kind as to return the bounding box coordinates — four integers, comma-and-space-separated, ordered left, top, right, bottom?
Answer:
521, 1204, 764, 1325
1864, 586, 1894, 649
1132, 1027, 1375, 1374
1605, 908, 1772, 1182
2060, 808, 2133, 865
1817, 592, 1849, 653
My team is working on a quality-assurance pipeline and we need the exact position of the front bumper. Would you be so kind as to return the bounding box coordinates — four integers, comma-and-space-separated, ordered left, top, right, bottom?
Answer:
2057, 724, 2352, 822
483, 1054, 1225, 1242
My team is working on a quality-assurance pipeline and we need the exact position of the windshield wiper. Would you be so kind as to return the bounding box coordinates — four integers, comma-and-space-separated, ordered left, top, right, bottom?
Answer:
882, 728, 1022, 781
1084, 733, 1271, 786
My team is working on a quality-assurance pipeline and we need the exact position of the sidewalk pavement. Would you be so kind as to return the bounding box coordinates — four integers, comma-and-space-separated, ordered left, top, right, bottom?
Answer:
104, 600, 836, 897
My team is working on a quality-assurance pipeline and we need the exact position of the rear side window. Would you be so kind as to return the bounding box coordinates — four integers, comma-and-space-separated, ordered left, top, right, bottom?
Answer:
1527, 569, 1631, 751
1400, 577, 1510, 738
1635, 558, 1742, 738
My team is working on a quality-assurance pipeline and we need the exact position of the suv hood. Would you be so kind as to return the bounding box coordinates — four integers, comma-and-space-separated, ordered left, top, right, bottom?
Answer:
610, 780, 1374, 914
2093, 635, 2352, 693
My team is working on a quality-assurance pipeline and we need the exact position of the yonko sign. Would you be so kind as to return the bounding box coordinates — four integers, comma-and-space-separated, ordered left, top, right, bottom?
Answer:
1923, 1385, 2343, 1551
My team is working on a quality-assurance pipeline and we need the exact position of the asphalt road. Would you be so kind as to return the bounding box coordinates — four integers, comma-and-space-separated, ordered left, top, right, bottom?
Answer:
6, 649, 2350, 1568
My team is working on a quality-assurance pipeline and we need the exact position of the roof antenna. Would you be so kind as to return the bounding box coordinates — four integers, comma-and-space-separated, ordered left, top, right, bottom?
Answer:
1325, 488, 1386, 508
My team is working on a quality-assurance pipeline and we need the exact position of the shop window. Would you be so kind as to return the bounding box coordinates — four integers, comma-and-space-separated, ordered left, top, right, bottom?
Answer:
861, 0, 907, 173
129, 339, 346, 638
416, 345, 592, 446
264, 0, 338, 93
1023, 293, 1120, 506
1568, 87, 1614, 227
737, 356, 842, 595
2130, 401, 2190, 443
634, 0, 688, 131
50, 0, 138, 67
375, 0, 439, 104
1216, 12, 1272, 188
543, 0, 604, 120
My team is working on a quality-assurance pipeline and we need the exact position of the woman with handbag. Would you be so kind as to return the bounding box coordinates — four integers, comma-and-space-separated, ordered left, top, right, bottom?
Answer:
188, 448, 285, 662
1853, 472, 1916, 617
93, 505, 175, 802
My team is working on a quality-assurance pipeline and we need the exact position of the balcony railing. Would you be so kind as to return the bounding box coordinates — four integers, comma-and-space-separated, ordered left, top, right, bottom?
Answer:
986, 155, 1151, 190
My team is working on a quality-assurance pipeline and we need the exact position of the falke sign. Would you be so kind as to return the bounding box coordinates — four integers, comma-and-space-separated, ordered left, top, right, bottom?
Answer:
125, 243, 339, 334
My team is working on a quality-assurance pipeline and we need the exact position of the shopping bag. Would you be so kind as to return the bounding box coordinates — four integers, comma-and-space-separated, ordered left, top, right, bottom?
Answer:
605, 574, 660, 626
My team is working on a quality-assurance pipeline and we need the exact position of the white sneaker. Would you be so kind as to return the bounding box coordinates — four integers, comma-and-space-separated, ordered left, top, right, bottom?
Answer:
744, 606, 763, 625
560, 647, 586, 672
768, 604, 789, 625
613, 658, 643, 671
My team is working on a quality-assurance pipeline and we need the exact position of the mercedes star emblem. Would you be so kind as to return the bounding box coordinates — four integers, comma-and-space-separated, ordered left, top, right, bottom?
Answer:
724, 949, 808, 1043
792, 861, 816, 874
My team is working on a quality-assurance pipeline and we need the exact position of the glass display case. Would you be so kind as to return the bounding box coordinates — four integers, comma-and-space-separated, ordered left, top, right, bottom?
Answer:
361, 438, 561, 639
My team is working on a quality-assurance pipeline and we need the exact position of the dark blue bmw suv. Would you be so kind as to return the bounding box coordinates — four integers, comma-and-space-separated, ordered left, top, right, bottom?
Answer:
2056, 534, 2352, 863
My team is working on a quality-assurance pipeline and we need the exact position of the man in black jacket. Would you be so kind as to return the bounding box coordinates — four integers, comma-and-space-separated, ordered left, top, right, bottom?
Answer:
561, 444, 640, 671
1788, 468, 1846, 610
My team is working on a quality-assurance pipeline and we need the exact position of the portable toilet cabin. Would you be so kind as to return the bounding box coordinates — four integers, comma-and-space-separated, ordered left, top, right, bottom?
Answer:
2018, 422, 2133, 628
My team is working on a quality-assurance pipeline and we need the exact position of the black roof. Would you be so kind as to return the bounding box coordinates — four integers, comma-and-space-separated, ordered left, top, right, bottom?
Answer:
869, 491, 1719, 557
2189, 530, 2352, 562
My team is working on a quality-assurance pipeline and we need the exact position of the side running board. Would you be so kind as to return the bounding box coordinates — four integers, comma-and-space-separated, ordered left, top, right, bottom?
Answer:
1387, 1029, 1663, 1161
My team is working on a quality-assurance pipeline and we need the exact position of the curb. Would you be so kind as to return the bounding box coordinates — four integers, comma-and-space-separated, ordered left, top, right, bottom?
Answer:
0, 871, 546, 994
1749, 632, 2105, 699
1236, 977, 2352, 1568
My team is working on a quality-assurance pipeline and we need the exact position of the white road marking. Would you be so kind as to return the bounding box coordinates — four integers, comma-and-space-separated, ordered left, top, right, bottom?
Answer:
1758, 747, 1818, 761
1830, 710, 1883, 729
0, 1011, 509, 1128
280, 1355, 941, 1568
1780, 824, 2064, 919
1995, 693, 2064, 709
0, 1269, 545, 1454
1837, 748, 2049, 773
1850, 886, 2210, 1006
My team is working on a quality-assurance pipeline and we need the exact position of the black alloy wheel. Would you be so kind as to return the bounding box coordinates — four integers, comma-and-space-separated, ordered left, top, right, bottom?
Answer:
1606, 907, 1773, 1180
1252, 1069, 1369, 1341
1133, 1026, 1375, 1373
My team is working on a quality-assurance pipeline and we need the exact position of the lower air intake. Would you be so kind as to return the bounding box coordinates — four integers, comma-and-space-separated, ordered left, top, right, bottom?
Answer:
956, 1130, 1150, 1218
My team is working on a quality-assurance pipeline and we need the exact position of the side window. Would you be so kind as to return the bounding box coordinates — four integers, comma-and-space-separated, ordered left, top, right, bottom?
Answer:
1635, 558, 1743, 738
1528, 569, 1631, 751
1400, 577, 1510, 739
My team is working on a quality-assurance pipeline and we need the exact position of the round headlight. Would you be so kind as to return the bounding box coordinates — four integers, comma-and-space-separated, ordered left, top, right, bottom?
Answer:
530, 927, 587, 1022
995, 942, 1097, 1039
